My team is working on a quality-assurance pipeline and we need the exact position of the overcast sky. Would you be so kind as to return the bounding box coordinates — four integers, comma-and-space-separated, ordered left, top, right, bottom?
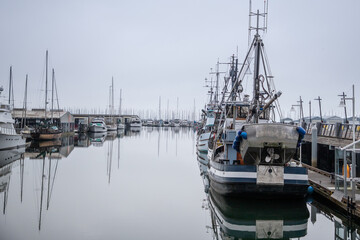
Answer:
0, 0, 359, 119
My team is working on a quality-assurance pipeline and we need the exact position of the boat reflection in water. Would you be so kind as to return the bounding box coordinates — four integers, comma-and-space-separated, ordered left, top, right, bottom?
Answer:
196, 148, 310, 240
88, 132, 107, 147
0, 148, 25, 213
208, 189, 309, 239
75, 133, 91, 148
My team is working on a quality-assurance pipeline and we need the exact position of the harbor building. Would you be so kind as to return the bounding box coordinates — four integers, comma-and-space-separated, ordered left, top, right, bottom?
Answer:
12, 108, 75, 132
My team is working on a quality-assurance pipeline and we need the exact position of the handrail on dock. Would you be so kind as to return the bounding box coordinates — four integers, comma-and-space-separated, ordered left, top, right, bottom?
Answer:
340, 138, 360, 151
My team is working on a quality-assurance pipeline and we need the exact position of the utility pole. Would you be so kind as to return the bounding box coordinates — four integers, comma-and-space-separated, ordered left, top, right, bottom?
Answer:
314, 96, 323, 123
338, 92, 348, 123
309, 101, 312, 123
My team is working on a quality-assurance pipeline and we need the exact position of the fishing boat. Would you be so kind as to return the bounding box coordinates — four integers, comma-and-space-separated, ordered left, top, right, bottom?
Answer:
89, 118, 107, 132
0, 86, 26, 150
208, 12, 308, 197
31, 51, 62, 140
196, 109, 216, 153
197, 72, 221, 154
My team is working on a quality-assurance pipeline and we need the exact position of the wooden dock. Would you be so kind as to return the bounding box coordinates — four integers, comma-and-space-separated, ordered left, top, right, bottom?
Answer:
295, 161, 360, 221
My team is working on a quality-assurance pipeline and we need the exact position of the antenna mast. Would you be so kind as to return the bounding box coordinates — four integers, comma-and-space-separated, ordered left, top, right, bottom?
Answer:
248, 0, 269, 45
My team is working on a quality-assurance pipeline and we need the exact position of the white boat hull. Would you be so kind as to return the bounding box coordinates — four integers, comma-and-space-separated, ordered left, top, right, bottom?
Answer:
107, 125, 117, 131
197, 132, 210, 153
89, 125, 107, 133
0, 134, 26, 150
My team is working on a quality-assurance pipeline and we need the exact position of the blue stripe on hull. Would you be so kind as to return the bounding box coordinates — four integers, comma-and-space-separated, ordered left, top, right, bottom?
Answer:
208, 163, 309, 197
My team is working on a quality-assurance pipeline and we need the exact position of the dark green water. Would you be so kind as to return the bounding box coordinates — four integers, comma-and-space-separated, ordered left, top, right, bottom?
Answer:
0, 127, 358, 239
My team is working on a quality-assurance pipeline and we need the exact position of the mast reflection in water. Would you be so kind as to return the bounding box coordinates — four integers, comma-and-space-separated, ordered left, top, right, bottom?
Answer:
0, 128, 359, 239
197, 149, 360, 240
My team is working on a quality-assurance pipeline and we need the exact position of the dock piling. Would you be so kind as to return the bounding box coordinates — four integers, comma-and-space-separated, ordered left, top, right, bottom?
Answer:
311, 124, 318, 168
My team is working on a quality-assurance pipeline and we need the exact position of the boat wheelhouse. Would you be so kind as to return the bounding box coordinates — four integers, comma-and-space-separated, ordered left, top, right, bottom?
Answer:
89, 118, 107, 133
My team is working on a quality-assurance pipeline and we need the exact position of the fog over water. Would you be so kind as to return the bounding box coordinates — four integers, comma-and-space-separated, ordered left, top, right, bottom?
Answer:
0, 128, 358, 239
0, 0, 359, 118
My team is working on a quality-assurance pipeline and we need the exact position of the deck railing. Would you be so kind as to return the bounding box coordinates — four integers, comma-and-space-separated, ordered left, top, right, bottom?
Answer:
0, 126, 17, 135
303, 122, 360, 140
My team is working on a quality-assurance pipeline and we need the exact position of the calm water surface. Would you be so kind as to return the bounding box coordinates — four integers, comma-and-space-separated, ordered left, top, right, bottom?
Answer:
0, 127, 359, 239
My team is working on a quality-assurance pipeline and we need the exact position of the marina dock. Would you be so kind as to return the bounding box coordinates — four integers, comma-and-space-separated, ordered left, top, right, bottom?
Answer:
294, 122, 360, 221
295, 160, 360, 221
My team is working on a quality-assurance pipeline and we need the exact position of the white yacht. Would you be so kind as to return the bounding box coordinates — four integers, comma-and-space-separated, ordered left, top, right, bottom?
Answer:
172, 119, 181, 127
163, 120, 170, 127
0, 87, 26, 150
130, 118, 142, 127
106, 124, 117, 131
89, 118, 107, 133
117, 122, 125, 129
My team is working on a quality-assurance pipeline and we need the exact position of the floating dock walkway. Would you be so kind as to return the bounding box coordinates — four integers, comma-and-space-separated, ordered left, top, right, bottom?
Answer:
295, 160, 360, 221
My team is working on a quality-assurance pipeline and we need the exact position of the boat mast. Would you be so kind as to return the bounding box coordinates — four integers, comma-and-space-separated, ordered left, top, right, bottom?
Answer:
177, 97, 179, 119
215, 61, 219, 104
230, 56, 238, 101
112, 77, 114, 123
39, 153, 46, 230
22, 74, 28, 128
253, 11, 262, 123
51, 69, 55, 123
119, 89, 122, 115
158, 96, 161, 120
8, 66, 13, 108
167, 99, 169, 120
45, 50, 48, 120
47, 154, 52, 210
20, 155, 25, 202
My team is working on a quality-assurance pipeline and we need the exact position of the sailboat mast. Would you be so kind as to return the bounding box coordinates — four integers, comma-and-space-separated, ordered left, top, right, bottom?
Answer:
22, 74, 28, 128
119, 89, 122, 115
167, 99, 169, 120
112, 77, 114, 117
51, 69, 55, 123
45, 50, 48, 120
176, 97, 179, 119
8, 66, 12, 106
158, 96, 161, 120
